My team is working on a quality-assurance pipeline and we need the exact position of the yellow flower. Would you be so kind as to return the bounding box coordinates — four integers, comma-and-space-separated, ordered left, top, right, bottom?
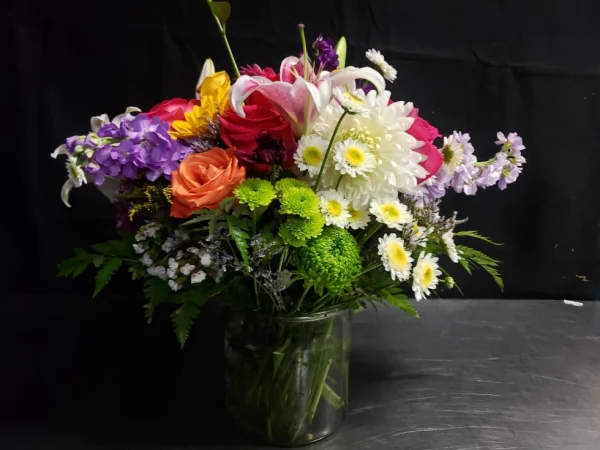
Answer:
170, 71, 231, 140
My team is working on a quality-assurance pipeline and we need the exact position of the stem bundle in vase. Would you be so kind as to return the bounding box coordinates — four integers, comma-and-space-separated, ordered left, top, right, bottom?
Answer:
52, 1, 526, 446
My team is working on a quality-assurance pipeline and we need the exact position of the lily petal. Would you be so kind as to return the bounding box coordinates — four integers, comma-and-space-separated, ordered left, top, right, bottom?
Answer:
60, 179, 75, 208
51, 144, 68, 159
280, 56, 300, 84
229, 75, 273, 118
90, 114, 110, 133
196, 58, 216, 99
112, 107, 141, 127
330, 66, 386, 94
93, 175, 122, 202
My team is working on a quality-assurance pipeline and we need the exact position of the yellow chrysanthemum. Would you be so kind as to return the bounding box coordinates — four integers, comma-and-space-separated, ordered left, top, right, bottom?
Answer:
170, 71, 231, 140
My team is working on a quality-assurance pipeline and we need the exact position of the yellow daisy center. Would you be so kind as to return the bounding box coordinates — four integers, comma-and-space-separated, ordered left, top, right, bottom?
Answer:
381, 204, 401, 221
342, 90, 365, 106
327, 200, 343, 217
348, 207, 361, 222
303, 146, 323, 165
344, 147, 365, 166
421, 264, 434, 286
387, 242, 408, 270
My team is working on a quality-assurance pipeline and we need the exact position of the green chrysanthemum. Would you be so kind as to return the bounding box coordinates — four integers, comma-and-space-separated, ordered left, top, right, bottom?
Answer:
233, 178, 276, 211
279, 213, 326, 247
297, 226, 362, 293
279, 187, 320, 218
275, 178, 310, 195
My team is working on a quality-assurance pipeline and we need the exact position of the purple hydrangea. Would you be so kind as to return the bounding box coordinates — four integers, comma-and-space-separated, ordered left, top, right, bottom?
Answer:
313, 35, 339, 72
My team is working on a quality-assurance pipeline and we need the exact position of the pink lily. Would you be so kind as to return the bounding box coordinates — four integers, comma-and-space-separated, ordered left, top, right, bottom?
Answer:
230, 56, 386, 137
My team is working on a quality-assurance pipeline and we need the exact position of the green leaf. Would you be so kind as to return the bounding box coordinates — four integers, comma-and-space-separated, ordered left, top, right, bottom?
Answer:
128, 262, 147, 281
181, 210, 221, 227
455, 230, 502, 246
93, 257, 122, 297
457, 245, 504, 292
143, 277, 171, 323
383, 289, 420, 318
208, 1, 231, 28
57, 248, 95, 278
334, 36, 347, 69
171, 301, 201, 349
227, 215, 250, 270
219, 196, 235, 212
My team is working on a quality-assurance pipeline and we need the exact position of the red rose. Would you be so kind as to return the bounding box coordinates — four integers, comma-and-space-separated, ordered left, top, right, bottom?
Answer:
220, 104, 297, 172
145, 98, 200, 124
407, 108, 443, 183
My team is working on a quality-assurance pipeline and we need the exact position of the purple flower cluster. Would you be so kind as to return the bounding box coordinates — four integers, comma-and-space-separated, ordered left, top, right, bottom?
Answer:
313, 35, 339, 72
235, 132, 286, 167
418, 131, 526, 204
65, 114, 193, 186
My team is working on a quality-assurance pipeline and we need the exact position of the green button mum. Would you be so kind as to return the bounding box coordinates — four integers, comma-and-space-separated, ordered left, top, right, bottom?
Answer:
279, 213, 325, 247
297, 226, 362, 294
279, 187, 320, 218
233, 178, 276, 211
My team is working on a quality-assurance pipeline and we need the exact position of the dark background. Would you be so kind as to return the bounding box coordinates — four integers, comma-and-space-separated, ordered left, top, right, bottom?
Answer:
4, 0, 600, 445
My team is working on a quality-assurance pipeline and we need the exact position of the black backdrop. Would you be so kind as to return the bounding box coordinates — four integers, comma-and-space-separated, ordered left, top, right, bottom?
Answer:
4, 0, 600, 442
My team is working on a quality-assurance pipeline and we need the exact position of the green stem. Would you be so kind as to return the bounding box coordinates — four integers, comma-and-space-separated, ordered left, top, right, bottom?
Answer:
359, 262, 383, 276
313, 111, 348, 192
312, 293, 333, 312
298, 24, 308, 80
206, 0, 241, 78
278, 247, 288, 272
292, 284, 312, 314
271, 165, 277, 185
335, 174, 344, 189
357, 222, 382, 247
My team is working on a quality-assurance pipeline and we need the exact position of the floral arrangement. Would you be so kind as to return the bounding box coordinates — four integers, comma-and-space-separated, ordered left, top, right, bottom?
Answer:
53, 3, 526, 350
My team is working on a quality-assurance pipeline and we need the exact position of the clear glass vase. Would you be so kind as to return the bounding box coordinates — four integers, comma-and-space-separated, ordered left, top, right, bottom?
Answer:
225, 309, 352, 447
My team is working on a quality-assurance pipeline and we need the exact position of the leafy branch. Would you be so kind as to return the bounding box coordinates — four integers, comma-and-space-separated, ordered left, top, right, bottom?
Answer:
457, 245, 504, 291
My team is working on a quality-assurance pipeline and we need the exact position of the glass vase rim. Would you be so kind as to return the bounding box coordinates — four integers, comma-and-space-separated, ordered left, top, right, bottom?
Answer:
227, 307, 351, 323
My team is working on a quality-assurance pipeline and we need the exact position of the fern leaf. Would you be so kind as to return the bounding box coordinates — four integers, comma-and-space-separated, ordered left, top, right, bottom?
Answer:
457, 245, 504, 292
93, 257, 122, 297
143, 278, 171, 323
57, 248, 96, 278
227, 215, 250, 270
455, 230, 502, 245
170, 301, 201, 348
382, 289, 419, 318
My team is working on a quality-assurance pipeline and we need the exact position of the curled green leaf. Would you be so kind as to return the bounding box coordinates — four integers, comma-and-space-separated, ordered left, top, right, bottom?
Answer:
208, 0, 231, 28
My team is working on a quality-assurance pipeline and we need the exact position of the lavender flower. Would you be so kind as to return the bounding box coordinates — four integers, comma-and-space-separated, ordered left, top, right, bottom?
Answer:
495, 132, 525, 157
313, 35, 339, 72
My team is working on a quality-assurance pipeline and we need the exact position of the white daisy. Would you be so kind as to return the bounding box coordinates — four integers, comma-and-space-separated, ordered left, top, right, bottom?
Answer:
409, 223, 428, 247
294, 135, 329, 177
66, 156, 87, 188
168, 280, 182, 292
347, 204, 370, 230
441, 135, 464, 174
332, 86, 369, 114
319, 189, 351, 228
180, 263, 196, 276
378, 234, 413, 281
312, 91, 426, 206
370, 198, 413, 230
365, 49, 397, 82
333, 138, 377, 178
441, 230, 460, 263
412, 252, 442, 301
191, 271, 207, 284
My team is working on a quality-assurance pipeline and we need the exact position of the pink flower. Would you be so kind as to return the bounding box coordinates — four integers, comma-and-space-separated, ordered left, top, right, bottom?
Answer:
241, 64, 278, 82
230, 56, 386, 137
407, 108, 443, 183
145, 98, 200, 125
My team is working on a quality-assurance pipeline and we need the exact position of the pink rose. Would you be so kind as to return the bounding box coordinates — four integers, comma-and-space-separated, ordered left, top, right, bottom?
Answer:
145, 98, 200, 124
407, 108, 443, 183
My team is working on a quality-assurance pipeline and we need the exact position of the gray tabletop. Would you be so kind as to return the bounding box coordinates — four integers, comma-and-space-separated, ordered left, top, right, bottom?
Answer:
5, 299, 600, 449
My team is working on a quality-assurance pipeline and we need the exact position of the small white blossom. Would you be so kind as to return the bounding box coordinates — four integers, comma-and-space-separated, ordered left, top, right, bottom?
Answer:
191, 271, 207, 284
66, 156, 87, 188
168, 258, 179, 271
365, 49, 397, 82
168, 280, 182, 291
162, 238, 176, 253
140, 252, 153, 267
147, 266, 167, 280
199, 251, 212, 267
176, 250, 184, 260
187, 247, 200, 255
167, 268, 177, 279
133, 243, 146, 254
144, 224, 161, 238
180, 263, 195, 276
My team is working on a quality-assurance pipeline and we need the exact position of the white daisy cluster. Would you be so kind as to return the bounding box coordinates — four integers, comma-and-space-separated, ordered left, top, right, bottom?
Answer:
318, 189, 370, 230
365, 49, 397, 82
300, 86, 426, 207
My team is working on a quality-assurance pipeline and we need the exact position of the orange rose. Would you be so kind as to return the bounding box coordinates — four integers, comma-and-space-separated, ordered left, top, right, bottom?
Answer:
170, 148, 246, 218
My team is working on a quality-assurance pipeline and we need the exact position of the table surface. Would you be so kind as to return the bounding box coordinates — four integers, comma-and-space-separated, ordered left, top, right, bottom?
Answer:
4, 299, 600, 449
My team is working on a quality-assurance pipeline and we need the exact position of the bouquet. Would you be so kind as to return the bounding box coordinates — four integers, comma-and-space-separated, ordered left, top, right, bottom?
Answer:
52, 1, 525, 445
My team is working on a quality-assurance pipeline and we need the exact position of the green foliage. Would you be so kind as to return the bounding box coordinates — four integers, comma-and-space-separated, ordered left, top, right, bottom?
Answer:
457, 245, 504, 292
227, 215, 251, 270
93, 257, 122, 297
455, 230, 502, 246
382, 288, 419, 318
143, 277, 172, 323
57, 248, 103, 278
207, 0, 231, 29
182, 209, 222, 227
171, 300, 202, 349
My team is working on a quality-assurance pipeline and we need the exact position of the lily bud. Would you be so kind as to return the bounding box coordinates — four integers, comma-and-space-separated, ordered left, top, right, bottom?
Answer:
196, 58, 216, 99
334, 36, 347, 69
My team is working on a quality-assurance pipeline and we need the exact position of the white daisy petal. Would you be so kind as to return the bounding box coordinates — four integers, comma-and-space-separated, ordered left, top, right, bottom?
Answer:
366, 49, 397, 82
333, 138, 376, 178
369, 198, 413, 230
294, 135, 329, 177
347, 204, 370, 230
378, 233, 413, 281
332, 86, 369, 114
442, 231, 460, 263
319, 189, 351, 228
412, 252, 442, 301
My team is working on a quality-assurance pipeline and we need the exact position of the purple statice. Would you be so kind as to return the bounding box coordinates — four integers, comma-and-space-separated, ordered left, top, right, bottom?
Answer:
495, 132, 525, 157
313, 35, 339, 72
